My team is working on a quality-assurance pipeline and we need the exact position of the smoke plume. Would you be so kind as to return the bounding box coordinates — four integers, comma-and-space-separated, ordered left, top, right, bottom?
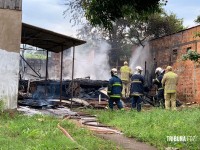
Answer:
129, 42, 155, 86
63, 40, 111, 80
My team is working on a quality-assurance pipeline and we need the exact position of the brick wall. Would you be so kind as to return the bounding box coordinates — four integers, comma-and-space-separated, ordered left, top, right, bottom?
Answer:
149, 25, 200, 103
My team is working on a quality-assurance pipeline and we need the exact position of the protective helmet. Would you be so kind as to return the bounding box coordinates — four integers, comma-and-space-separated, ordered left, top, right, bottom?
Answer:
124, 61, 128, 65
166, 66, 172, 71
111, 68, 118, 75
155, 67, 162, 74
135, 66, 143, 71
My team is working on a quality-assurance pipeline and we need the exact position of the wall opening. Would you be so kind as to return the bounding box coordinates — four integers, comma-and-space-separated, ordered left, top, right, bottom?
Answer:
186, 47, 191, 52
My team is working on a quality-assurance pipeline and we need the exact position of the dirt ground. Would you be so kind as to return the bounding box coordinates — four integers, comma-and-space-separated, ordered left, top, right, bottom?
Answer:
97, 133, 157, 150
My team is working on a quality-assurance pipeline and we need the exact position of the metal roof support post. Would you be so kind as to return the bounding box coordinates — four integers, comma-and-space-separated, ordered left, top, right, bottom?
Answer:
59, 48, 64, 105
145, 61, 147, 77
45, 50, 49, 80
144, 61, 147, 86
71, 46, 75, 109
45, 50, 49, 98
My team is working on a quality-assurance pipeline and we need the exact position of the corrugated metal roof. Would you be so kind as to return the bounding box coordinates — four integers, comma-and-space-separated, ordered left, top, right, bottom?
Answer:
21, 23, 86, 53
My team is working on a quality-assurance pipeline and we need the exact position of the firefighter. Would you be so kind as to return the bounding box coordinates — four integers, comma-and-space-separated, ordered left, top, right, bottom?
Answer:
152, 67, 165, 108
107, 68, 124, 110
130, 66, 144, 112
162, 66, 178, 110
120, 61, 132, 98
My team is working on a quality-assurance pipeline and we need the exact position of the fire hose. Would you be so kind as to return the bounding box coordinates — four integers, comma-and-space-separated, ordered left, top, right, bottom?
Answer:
62, 114, 120, 134
57, 117, 87, 150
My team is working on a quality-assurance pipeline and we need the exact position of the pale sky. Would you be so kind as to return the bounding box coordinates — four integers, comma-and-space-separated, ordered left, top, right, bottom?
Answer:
163, 0, 200, 28
22, 0, 80, 37
22, 0, 200, 37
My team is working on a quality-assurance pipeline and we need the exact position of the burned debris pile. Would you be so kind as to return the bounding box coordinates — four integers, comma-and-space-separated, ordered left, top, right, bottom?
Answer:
18, 79, 182, 109
18, 79, 109, 109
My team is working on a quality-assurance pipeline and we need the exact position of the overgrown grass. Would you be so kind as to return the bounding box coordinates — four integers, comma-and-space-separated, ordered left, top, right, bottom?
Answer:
0, 112, 121, 150
83, 108, 200, 150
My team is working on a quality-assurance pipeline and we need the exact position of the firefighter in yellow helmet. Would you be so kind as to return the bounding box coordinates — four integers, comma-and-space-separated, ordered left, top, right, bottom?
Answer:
162, 66, 178, 110
120, 61, 132, 98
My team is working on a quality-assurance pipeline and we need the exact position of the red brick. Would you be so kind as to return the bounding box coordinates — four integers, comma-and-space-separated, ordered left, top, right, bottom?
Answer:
150, 25, 200, 103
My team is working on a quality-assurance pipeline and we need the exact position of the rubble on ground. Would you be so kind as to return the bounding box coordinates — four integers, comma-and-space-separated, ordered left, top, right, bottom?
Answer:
18, 78, 109, 109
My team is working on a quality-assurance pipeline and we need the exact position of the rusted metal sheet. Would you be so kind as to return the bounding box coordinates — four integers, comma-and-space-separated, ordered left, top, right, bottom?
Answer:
0, 0, 22, 10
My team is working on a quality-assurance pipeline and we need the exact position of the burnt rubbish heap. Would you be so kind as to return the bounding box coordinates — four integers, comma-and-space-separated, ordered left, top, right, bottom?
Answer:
18, 79, 109, 109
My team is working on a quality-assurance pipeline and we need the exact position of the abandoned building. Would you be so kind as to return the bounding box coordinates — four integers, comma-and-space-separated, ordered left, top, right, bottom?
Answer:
150, 25, 200, 103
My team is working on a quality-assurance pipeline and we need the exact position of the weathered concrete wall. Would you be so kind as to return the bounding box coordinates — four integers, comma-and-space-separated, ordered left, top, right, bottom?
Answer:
0, 5, 22, 109
0, 9, 22, 52
150, 26, 200, 103
0, 50, 19, 109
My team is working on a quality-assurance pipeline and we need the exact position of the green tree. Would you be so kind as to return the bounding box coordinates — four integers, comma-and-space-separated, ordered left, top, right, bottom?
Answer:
145, 11, 184, 38
182, 50, 200, 63
64, 0, 167, 30
66, 0, 184, 66
75, 10, 184, 66
182, 34, 200, 64
194, 15, 200, 24
76, 22, 132, 67
121, 10, 184, 47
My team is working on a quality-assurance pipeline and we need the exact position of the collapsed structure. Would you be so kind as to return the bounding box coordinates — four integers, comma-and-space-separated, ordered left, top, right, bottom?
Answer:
19, 23, 89, 108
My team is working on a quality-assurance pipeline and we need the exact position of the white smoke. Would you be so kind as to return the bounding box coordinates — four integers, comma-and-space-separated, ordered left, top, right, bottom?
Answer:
63, 40, 111, 80
129, 42, 154, 76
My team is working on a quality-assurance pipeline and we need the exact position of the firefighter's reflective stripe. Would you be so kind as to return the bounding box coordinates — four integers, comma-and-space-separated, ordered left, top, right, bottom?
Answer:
113, 83, 122, 86
131, 80, 142, 83
156, 78, 159, 83
107, 91, 111, 94
158, 87, 163, 91
110, 94, 121, 98
130, 92, 143, 96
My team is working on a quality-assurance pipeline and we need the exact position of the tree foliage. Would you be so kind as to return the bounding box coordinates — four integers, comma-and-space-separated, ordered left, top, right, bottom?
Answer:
182, 50, 200, 64
194, 15, 200, 24
146, 12, 184, 38
115, 10, 184, 46
182, 33, 200, 64
75, 10, 184, 66
76, 22, 132, 66
64, 0, 167, 30
65, 0, 184, 66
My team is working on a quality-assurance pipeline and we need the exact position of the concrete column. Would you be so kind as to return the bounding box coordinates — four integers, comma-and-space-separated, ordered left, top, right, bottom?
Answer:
0, 0, 22, 109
